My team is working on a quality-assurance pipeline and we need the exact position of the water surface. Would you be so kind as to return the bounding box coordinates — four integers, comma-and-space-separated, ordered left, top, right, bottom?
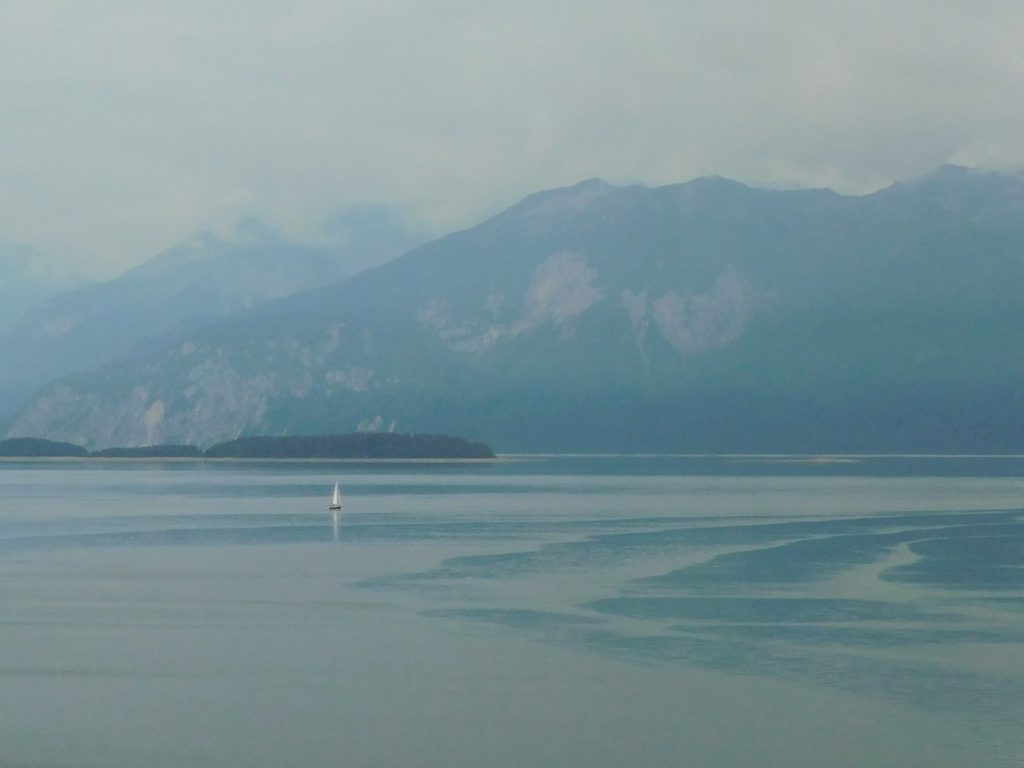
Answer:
1, 455, 1022, 767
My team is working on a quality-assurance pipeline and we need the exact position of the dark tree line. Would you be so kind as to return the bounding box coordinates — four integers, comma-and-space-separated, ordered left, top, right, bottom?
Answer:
0, 434, 494, 459
204, 433, 494, 459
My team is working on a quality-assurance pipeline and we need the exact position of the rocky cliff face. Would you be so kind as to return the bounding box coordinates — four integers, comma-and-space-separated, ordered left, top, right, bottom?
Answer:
12, 167, 1024, 452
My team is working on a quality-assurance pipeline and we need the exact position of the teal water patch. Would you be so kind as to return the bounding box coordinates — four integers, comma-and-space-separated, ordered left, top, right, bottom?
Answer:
883, 528, 1024, 590
582, 596, 957, 624
431, 608, 603, 629
690, 622, 1024, 648
426, 610, 1022, 716
638, 520, 1022, 590
362, 510, 1023, 588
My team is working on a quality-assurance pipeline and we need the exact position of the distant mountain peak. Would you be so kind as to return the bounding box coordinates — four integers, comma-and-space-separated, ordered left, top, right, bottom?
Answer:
682, 174, 752, 190
892, 163, 1024, 191
505, 178, 619, 221
231, 217, 284, 244
904, 164, 988, 189
0, 210, 426, 425
571, 177, 614, 191
931, 163, 973, 178
871, 164, 1024, 215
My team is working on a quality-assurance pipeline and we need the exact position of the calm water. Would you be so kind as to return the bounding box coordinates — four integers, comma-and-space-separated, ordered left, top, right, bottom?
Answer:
1, 455, 1022, 767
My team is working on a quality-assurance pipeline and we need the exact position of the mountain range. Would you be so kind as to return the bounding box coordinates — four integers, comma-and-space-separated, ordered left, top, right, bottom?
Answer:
0, 210, 423, 423
8, 165, 1024, 452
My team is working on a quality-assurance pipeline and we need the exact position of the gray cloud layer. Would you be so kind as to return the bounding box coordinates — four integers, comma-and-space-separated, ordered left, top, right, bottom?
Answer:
1, 0, 1022, 277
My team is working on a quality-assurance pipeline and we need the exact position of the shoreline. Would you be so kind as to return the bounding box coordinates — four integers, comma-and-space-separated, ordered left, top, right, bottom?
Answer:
0, 455, 501, 464
8, 452, 1024, 463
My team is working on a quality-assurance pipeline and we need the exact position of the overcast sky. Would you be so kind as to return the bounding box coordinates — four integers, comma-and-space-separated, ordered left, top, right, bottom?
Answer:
2, 0, 1023, 279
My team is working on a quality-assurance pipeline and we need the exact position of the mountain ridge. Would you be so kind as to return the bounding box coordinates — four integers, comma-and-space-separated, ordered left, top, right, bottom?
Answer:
11, 168, 1024, 452
0, 211, 425, 424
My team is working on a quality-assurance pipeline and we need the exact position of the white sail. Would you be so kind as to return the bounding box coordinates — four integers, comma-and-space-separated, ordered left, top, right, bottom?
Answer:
330, 482, 342, 510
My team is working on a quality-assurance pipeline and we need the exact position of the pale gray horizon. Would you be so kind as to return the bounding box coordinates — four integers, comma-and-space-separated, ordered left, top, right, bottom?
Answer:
2, 0, 1022, 280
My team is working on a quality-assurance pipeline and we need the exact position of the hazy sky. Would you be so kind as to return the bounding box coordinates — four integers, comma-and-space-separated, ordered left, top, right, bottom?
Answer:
2, 0, 1022, 279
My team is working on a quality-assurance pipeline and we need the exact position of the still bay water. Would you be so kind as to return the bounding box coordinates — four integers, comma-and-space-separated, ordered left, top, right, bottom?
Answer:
1, 454, 1022, 767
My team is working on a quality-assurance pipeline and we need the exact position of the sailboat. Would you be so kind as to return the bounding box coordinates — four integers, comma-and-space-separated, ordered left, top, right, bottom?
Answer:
329, 482, 342, 511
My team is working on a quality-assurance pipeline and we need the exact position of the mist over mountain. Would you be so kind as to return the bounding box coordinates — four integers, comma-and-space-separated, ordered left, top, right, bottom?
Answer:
0, 210, 424, 424
11, 166, 1024, 452
0, 240, 88, 333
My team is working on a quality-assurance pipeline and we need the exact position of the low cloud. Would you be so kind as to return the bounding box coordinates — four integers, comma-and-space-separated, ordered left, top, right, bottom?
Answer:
1, 1, 1022, 279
